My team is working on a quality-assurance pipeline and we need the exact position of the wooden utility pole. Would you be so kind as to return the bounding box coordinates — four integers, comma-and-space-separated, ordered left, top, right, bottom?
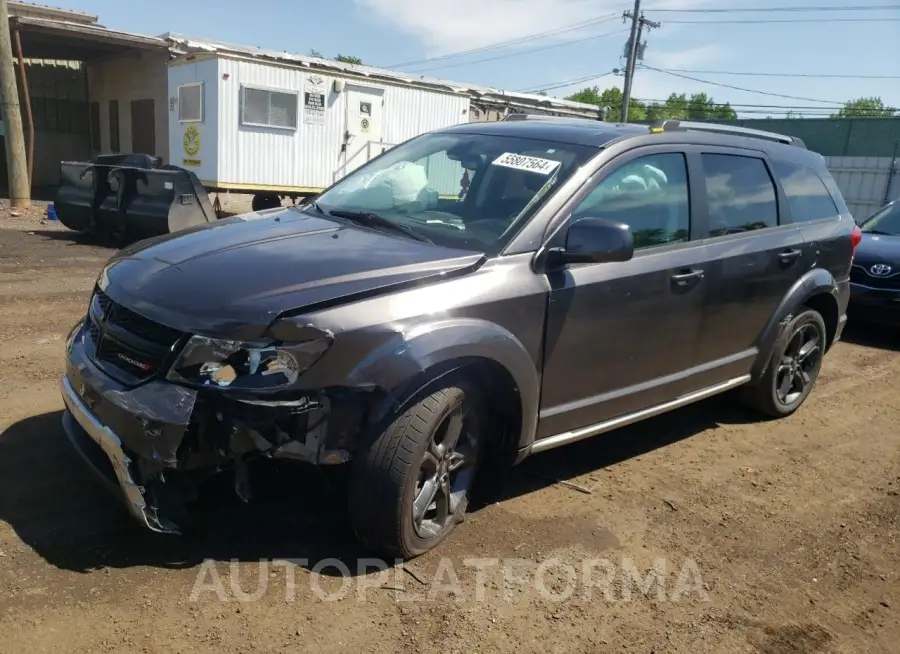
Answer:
620, 1, 660, 123
0, 0, 29, 208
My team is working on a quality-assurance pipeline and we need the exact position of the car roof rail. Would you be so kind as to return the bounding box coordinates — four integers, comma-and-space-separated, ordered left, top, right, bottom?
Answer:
502, 107, 611, 122
648, 119, 807, 149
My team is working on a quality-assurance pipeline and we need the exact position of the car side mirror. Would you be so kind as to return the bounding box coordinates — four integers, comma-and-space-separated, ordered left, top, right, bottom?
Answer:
550, 216, 635, 265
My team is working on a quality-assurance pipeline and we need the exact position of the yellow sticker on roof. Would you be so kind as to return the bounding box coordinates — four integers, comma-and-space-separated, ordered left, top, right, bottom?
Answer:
492, 152, 561, 175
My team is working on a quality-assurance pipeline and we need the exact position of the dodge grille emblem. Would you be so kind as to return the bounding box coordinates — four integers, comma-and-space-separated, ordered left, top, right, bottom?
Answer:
116, 353, 152, 371
869, 263, 892, 277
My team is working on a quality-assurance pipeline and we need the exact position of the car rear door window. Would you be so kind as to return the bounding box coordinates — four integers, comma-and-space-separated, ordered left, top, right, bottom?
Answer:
570, 152, 690, 250
772, 161, 839, 223
701, 154, 778, 236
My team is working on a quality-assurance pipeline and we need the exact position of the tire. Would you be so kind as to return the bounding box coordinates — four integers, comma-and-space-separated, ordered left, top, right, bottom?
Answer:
251, 193, 281, 212
740, 308, 828, 418
348, 378, 485, 559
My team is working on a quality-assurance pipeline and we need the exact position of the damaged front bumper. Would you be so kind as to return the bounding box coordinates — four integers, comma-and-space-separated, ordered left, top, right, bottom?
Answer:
60, 322, 199, 534
60, 316, 361, 535
61, 375, 186, 534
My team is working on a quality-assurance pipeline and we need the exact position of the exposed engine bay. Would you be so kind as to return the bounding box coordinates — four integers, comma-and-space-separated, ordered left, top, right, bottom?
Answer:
136, 386, 374, 532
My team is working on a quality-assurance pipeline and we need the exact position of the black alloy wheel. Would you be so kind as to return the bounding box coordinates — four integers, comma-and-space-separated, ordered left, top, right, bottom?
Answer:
348, 378, 485, 559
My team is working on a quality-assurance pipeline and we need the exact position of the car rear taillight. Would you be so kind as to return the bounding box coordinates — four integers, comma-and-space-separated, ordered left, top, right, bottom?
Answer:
850, 225, 862, 262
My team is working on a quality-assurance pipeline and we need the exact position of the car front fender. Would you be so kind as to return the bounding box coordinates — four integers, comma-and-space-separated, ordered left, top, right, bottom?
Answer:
343, 317, 541, 452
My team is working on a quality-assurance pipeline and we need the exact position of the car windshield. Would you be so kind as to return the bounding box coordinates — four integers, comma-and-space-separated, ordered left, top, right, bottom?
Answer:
306, 131, 599, 255
859, 202, 900, 236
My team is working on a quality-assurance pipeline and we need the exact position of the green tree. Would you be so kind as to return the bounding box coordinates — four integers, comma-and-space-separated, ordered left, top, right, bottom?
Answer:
565, 86, 646, 121
307, 49, 364, 65
565, 86, 735, 122
830, 97, 898, 118
644, 92, 736, 121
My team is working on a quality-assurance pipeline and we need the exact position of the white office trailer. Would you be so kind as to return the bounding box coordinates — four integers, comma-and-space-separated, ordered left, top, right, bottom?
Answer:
10, 14, 604, 202
164, 35, 602, 208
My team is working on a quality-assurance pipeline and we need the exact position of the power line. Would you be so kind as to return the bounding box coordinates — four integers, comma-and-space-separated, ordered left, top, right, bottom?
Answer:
644, 4, 900, 11
385, 13, 621, 68
630, 99, 894, 117
516, 71, 616, 93
632, 98, 845, 110
385, 4, 899, 72
649, 67, 900, 79
705, 109, 881, 115
631, 97, 897, 116
662, 17, 899, 23
406, 28, 629, 73
638, 65, 847, 105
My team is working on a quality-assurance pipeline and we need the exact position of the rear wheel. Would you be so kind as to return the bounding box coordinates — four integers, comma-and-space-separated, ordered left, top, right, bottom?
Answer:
251, 193, 281, 212
740, 308, 827, 418
348, 378, 484, 559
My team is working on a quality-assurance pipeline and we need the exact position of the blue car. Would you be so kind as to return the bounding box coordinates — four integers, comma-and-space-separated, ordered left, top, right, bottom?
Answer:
850, 200, 900, 325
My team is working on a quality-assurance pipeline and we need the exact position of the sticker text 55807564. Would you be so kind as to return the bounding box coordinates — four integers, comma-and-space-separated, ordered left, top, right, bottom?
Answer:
492, 152, 561, 175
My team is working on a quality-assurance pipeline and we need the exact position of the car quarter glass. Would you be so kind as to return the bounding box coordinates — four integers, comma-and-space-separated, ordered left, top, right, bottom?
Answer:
771, 160, 840, 223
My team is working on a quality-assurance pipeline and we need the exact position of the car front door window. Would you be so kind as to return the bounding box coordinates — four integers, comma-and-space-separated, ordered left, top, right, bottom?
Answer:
537, 149, 709, 440
570, 152, 690, 249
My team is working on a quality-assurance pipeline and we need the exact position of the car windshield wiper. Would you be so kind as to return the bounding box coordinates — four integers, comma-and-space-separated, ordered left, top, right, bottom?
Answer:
862, 229, 896, 236
307, 199, 326, 214
327, 210, 433, 243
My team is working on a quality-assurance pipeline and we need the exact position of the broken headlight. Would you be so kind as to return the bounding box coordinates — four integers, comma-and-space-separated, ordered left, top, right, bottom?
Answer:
167, 336, 331, 391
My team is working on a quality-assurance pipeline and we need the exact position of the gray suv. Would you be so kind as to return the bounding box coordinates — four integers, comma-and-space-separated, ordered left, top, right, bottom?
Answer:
61, 117, 859, 559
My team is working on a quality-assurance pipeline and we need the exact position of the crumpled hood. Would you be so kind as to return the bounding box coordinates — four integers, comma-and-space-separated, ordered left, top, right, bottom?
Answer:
99, 207, 485, 339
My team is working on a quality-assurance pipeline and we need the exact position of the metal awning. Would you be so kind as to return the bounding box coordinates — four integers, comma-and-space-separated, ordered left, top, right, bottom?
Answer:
10, 16, 168, 61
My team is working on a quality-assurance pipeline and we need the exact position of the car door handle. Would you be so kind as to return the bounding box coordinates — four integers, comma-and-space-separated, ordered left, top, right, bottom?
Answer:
671, 269, 704, 285
778, 249, 802, 264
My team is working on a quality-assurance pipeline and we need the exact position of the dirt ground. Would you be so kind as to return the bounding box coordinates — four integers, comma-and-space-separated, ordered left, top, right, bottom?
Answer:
0, 212, 898, 654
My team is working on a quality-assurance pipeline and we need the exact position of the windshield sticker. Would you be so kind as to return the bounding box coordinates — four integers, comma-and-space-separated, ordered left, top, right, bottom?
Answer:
492, 152, 561, 175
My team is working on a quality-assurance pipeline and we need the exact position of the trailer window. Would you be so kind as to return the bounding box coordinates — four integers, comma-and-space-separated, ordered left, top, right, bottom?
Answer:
241, 86, 299, 130
178, 83, 203, 123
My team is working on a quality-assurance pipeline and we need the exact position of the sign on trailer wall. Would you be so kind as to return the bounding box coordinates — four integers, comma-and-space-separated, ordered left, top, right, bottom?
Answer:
304, 75, 327, 126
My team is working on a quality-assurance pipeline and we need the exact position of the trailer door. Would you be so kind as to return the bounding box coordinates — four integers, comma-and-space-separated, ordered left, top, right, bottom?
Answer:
343, 85, 385, 175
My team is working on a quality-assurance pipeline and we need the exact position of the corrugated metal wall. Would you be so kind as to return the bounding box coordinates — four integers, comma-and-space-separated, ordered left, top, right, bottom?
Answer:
381, 85, 470, 196
216, 58, 327, 188
212, 57, 469, 191
167, 59, 219, 182
825, 155, 899, 219
735, 118, 900, 158
677, 118, 900, 158
380, 86, 469, 144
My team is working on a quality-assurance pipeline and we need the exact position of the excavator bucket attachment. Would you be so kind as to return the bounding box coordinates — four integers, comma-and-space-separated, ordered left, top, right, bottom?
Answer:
55, 153, 217, 241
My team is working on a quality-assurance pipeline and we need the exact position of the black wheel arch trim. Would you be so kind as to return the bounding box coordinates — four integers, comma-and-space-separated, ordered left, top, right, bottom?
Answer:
343, 317, 540, 454
752, 267, 840, 381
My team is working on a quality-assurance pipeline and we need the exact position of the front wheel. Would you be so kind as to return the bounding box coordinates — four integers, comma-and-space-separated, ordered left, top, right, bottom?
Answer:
740, 308, 827, 418
348, 379, 484, 559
